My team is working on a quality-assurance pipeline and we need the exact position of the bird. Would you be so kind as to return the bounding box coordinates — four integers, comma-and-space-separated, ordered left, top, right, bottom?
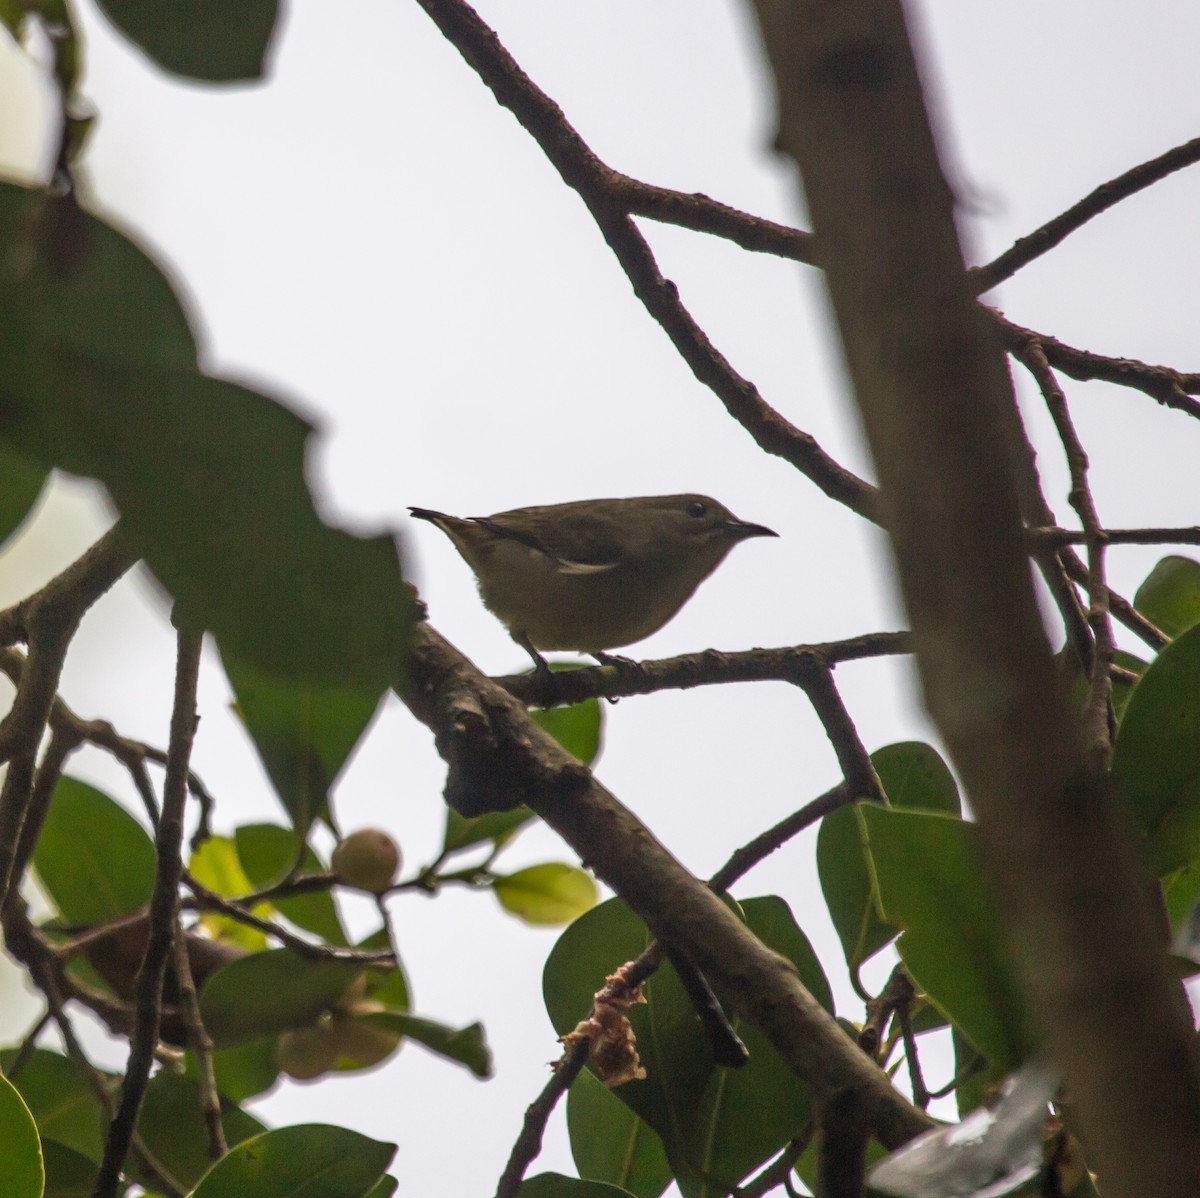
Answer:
409, 494, 777, 670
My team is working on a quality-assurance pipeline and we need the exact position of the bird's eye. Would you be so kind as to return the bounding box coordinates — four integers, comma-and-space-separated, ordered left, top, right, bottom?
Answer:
685, 500, 708, 518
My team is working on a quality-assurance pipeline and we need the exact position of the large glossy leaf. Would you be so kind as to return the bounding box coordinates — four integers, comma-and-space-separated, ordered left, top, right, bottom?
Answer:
818, 741, 959, 978
1134, 555, 1200, 640
186, 1038, 281, 1105
0, 184, 413, 688
442, 806, 536, 855
235, 824, 347, 944
520, 1176, 636, 1198
567, 1068, 670, 1198
494, 863, 598, 926
0, 182, 197, 370
872, 741, 961, 815
2, 358, 412, 686
0, 1071, 43, 1198
189, 835, 268, 951
133, 1072, 266, 1190
0, 441, 47, 549
92, 0, 279, 82
544, 896, 829, 1197
1112, 623, 1200, 876
355, 1012, 491, 1078
859, 805, 1030, 1070
529, 694, 603, 766
224, 652, 383, 837
41, 1139, 99, 1198
32, 777, 155, 924
190, 1124, 395, 1198
199, 949, 364, 1047
0, 1049, 105, 1163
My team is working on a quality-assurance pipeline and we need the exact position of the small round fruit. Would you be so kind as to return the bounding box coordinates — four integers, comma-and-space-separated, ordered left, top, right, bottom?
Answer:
331, 829, 401, 893
277, 1021, 338, 1081
329, 1012, 402, 1069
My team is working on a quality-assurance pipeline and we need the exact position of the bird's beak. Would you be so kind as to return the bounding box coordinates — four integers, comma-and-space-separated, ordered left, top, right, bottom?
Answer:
725, 519, 778, 540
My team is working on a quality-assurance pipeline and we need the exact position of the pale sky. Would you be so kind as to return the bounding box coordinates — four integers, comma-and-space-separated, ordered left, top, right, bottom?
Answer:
2, 2, 1199, 1193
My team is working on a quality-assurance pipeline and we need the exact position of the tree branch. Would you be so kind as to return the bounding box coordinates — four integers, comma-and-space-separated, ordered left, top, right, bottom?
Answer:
412, 0, 879, 520
396, 620, 932, 1148
497, 633, 911, 707
747, 2, 1200, 1194
973, 135, 1200, 292
93, 627, 202, 1198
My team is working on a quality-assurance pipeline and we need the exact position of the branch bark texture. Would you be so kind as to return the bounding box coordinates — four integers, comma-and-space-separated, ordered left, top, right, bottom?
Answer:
746, 0, 1200, 1192
396, 622, 932, 1150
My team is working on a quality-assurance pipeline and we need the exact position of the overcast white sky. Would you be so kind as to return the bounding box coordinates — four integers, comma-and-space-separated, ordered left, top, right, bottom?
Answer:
2, 1, 1200, 1193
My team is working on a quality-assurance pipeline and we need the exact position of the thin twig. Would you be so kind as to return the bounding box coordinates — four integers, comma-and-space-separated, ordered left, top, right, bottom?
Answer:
1030, 526, 1200, 548
1000, 315, 1200, 420
1019, 344, 1117, 769
3, 1010, 53, 1079
182, 874, 393, 963
171, 919, 227, 1160
493, 1038, 591, 1198
10, 914, 185, 1197
733, 1131, 812, 1198
412, 0, 879, 520
498, 633, 912, 708
974, 135, 1200, 292
789, 664, 883, 803
94, 628, 203, 1198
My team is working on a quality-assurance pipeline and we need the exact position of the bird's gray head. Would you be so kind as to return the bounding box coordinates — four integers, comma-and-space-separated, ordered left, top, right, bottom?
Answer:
630, 494, 778, 561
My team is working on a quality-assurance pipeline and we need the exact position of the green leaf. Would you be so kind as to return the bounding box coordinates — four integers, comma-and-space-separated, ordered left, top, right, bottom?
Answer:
818, 741, 959, 978
859, 805, 1030, 1070
235, 824, 347, 944
0, 2, 23, 37
365, 1177, 399, 1198
0, 184, 413, 688
1135, 555, 1200, 640
530, 696, 603, 766
0, 441, 47, 549
442, 806, 536, 855
544, 896, 829, 1197
185, 1038, 280, 1105
199, 949, 364, 1047
189, 1124, 395, 1198
91, 0, 279, 82
41, 1139, 99, 1198
189, 836, 268, 951
133, 1072, 266, 1190
0, 1049, 106, 1163
567, 1069, 670, 1198
361, 1012, 491, 1078
494, 864, 599, 926
0, 182, 198, 371
1058, 645, 1146, 724
32, 777, 155, 923
224, 652, 383, 838
872, 741, 961, 814
0, 1071, 44, 1198
520, 1176, 636, 1198
2, 360, 413, 687
1112, 622, 1200, 876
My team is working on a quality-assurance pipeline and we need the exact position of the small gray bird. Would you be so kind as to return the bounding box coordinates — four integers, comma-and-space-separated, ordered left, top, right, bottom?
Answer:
409, 494, 777, 669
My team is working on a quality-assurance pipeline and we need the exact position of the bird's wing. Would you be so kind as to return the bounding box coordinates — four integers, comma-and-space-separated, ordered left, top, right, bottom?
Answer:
472, 512, 623, 572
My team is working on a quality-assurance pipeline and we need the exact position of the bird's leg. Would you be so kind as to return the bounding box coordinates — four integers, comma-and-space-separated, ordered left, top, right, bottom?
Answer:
593, 650, 638, 670
514, 631, 558, 701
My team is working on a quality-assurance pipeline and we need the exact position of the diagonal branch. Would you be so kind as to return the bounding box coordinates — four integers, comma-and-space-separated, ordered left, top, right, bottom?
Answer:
999, 315, 1200, 419
412, 0, 879, 520
395, 619, 932, 1149
974, 135, 1200, 293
